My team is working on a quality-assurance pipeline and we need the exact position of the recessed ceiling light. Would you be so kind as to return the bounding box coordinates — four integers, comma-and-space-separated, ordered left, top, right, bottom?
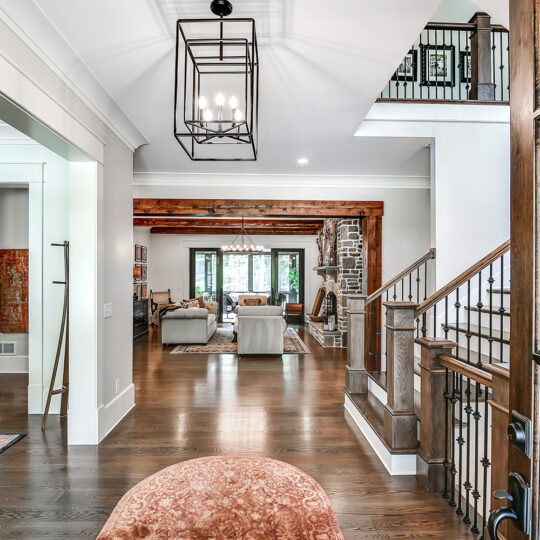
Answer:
297, 157, 309, 165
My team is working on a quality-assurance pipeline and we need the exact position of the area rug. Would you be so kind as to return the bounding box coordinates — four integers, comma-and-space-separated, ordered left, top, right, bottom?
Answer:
171, 326, 311, 355
97, 455, 344, 540
0, 433, 25, 454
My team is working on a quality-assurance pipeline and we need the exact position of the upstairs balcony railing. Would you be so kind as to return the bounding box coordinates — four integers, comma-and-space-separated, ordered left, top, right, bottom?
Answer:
379, 12, 509, 103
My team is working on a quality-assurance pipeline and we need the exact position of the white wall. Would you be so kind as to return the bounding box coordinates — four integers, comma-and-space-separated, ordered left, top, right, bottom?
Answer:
357, 102, 510, 288
0, 17, 136, 444
144, 231, 320, 312
0, 187, 29, 372
133, 180, 432, 287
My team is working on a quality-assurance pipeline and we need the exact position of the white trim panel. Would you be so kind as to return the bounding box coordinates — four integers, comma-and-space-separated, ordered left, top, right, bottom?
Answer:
344, 394, 417, 476
98, 383, 135, 442
0, 355, 28, 373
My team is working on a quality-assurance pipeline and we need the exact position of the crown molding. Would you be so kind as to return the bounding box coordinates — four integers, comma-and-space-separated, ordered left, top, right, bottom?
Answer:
0, 2, 148, 152
132, 172, 430, 189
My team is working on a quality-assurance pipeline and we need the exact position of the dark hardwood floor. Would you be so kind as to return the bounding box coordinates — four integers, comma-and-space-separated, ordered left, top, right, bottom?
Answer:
0, 325, 476, 538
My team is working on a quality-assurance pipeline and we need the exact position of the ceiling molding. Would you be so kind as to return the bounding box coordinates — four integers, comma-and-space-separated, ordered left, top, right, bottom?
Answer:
133, 172, 430, 190
0, 2, 148, 151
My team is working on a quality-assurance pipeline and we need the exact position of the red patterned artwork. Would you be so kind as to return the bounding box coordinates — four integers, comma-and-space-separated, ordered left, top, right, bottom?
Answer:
0, 249, 29, 333
98, 455, 344, 539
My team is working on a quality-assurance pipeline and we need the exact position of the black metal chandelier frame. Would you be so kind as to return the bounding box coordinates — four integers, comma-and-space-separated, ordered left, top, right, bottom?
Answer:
174, 4, 259, 161
221, 217, 264, 254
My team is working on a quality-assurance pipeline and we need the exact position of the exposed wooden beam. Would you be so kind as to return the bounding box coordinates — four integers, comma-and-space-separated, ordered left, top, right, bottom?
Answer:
134, 218, 324, 229
134, 198, 384, 218
150, 227, 320, 236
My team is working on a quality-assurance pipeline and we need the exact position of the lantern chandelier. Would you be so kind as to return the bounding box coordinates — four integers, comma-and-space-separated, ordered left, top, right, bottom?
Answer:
221, 218, 264, 254
174, 0, 259, 161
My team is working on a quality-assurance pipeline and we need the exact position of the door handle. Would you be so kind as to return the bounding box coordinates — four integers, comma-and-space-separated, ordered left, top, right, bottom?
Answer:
487, 472, 530, 539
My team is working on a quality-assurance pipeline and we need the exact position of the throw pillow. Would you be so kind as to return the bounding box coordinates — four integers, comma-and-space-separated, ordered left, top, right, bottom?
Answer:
183, 297, 204, 308
244, 298, 262, 306
182, 298, 200, 309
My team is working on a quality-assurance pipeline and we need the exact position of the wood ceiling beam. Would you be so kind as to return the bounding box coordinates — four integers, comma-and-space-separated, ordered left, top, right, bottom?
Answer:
134, 199, 384, 218
150, 227, 320, 236
134, 218, 325, 229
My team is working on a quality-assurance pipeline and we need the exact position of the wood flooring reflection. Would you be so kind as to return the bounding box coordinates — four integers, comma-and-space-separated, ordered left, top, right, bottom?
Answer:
0, 325, 476, 538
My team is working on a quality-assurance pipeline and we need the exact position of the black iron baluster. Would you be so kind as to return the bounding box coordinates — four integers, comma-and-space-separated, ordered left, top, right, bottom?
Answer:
456, 371, 464, 517
458, 29, 462, 100
480, 382, 491, 538
449, 370, 457, 508
471, 376, 481, 534
427, 29, 431, 99
463, 373, 472, 525
408, 273, 413, 301
433, 303, 437, 338
435, 29, 439, 99
477, 270, 483, 368
401, 278, 404, 301
421, 261, 428, 337
378, 302, 383, 375
449, 28, 454, 100
419, 31, 424, 100
385, 291, 389, 367
411, 43, 416, 100
416, 267, 421, 336
499, 255, 505, 362
492, 32, 497, 99
443, 367, 450, 499
442, 29, 447, 100
444, 296, 449, 339
393, 284, 397, 301
499, 31, 503, 102
465, 30, 471, 99
455, 287, 461, 358
466, 280, 471, 364
369, 303, 374, 373
506, 37, 510, 98
488, 263, 494, 364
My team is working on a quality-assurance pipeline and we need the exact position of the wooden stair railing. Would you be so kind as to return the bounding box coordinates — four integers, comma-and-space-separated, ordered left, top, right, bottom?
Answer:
416, 332, 509, 538
379, 13, 509, 103
363, 248, 436, 374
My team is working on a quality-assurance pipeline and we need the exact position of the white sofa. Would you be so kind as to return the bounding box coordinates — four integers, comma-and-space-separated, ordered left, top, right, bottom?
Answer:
162, 302, 218, 345
234, 305, 287, 355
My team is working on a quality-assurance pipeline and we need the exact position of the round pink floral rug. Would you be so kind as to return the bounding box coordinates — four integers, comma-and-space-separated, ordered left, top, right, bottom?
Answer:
98, 455, 344, 539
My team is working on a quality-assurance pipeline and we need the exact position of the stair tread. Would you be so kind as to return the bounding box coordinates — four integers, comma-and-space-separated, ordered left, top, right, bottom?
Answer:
444, 323, 510, 344
345, 390, 418, 454
489, 288, 510, 294
465, 305, 510, 317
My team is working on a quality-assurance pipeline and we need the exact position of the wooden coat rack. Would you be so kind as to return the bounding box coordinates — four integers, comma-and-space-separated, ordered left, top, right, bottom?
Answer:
42, 241, 69, 431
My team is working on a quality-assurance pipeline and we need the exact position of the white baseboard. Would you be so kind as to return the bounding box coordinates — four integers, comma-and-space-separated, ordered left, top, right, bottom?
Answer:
344, 394, 417, 476
97, 383, 135, 443
27, 383, 43, 414
0, 355, 28, 373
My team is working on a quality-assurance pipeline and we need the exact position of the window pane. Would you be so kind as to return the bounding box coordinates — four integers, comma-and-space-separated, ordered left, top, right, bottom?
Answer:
252, 254, 271, 292
223, 253, 249, 292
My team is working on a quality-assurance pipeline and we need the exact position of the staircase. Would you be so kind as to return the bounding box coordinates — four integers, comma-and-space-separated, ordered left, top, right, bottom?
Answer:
344, 241, 510, 537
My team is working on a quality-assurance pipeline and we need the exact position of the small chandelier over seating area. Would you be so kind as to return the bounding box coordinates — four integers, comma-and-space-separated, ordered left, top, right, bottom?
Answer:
174, 0, 259, 161
222, 218, 264, 254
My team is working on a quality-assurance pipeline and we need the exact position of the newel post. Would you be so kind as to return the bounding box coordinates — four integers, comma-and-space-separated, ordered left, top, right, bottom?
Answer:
415, 337, 456, 492
384, 302, 417, 450
469, 12, 495, 101
346, 294, 368, 393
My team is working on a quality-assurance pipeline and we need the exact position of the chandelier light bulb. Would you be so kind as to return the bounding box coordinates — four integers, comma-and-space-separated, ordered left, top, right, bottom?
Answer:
229, 95, 239, 109
199, 96, 208, 109
234, 109, 243, 122
203, 109, 213, 122
216, 92, 225, 106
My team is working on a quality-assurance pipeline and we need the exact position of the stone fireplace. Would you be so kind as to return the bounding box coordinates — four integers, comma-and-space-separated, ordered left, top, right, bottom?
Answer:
307, 218, 363, 348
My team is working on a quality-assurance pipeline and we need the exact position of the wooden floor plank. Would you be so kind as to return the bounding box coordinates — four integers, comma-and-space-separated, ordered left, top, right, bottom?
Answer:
0, 325, 476, 538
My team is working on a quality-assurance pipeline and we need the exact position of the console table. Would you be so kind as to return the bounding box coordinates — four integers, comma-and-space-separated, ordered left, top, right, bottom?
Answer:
133, 299, 149, 339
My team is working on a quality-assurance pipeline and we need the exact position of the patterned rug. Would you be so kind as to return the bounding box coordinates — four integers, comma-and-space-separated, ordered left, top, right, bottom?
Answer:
0, 433, 25, 454
97, 455, 344, 539
171, 326, 311, 355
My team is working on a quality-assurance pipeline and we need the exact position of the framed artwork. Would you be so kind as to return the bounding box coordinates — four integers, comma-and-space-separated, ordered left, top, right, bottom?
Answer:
459, 50, 471, 84
420, 44, 455, 87
136, 284, 143, 300
135, 244, 142, 262
133, 265, 142, 280
133, 283, 137, 300
391, 50, 418, 82
141, 284, 148, 299
141, 246, 148, 262
141, 265, 148, 280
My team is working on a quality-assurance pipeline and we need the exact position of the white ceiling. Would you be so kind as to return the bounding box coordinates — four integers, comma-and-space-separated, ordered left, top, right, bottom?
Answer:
9, 0, 443, 178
